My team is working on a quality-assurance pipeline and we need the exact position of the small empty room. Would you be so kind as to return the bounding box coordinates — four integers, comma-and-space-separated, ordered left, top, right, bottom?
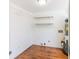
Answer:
9, 0, 69, 59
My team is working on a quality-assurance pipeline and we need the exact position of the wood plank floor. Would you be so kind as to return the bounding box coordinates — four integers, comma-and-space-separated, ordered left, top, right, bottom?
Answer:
15, 45, 68, 59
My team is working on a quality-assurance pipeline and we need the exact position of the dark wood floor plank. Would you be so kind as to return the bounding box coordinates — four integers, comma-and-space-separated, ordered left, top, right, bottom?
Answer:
15, 45, 68, 59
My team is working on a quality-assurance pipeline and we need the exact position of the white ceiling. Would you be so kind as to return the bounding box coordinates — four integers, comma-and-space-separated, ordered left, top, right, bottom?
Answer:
10, 0, 69, 13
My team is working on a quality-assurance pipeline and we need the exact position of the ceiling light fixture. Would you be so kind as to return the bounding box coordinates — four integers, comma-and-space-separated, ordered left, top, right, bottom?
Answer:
36, 0, 47, 6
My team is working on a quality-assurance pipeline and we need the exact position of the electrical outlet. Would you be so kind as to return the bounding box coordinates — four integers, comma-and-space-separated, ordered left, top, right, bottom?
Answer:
48, 40, 51, 42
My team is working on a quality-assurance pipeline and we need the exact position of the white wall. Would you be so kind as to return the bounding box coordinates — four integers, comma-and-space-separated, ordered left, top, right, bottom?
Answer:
33, 11, 68, 48
9, 3, 34, 59
9, 2, 69, 59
